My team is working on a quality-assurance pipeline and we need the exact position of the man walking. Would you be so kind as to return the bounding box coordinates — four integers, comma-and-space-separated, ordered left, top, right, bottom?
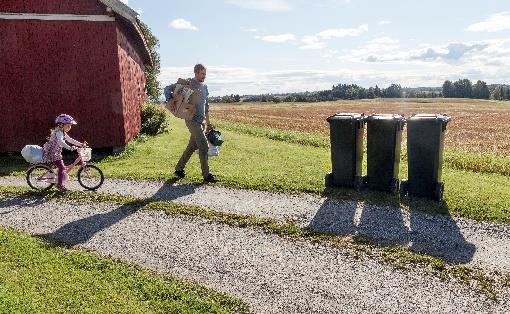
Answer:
174, 64, 217, 183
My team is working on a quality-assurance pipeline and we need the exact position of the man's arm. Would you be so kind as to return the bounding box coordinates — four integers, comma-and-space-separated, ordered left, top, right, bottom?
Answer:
206, 113, 211, 127
205, 86, 213, 130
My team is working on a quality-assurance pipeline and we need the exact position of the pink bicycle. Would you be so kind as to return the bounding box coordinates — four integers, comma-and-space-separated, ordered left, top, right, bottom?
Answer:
26, 147, 104, 191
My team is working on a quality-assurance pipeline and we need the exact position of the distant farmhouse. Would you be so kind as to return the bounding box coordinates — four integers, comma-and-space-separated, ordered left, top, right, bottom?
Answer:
0, 0, 152, 152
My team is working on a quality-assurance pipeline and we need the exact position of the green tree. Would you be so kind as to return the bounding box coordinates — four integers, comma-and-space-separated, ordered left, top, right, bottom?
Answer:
442, 80, 453, 98
367, 87, 375, 99
382, 84, 402, 98
137, 19, 161, 103
492, 86, 503, 100
452, 79, 472, 98
503, 87, 510, 100
374, 85, 382, 97
473, 80, 490, 99
460, 79, 473, 98
272, 96, 282, 103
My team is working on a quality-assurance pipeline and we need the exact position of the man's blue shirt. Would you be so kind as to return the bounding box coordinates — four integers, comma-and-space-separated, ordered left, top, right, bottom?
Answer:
190, 78, 209, 124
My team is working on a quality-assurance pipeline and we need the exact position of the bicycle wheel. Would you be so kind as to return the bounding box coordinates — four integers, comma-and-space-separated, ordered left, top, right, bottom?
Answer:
26, 165, 55, 191
77, 164, 104, 190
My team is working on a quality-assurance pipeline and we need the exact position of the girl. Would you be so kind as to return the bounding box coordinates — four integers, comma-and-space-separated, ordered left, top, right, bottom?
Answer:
42, 114, 86, 191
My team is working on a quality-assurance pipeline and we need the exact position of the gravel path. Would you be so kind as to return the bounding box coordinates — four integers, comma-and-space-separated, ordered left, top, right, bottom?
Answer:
0, 196, 508, 313
1, 176, 509, 273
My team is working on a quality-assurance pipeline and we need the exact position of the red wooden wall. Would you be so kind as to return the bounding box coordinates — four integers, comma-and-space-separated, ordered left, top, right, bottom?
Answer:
116, 21, 146, 144
0, 0, 148, 152
0, 0, 106, 15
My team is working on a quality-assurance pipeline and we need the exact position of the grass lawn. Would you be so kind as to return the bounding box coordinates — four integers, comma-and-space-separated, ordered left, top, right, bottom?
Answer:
93, 115, 509, 223
1, 114, 509, 224
0, 227, 248, 313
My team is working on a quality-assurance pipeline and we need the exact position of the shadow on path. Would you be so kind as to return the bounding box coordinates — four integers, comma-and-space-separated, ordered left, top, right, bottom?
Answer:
41, 200, 146, 246
151, 178, 198, 201
41, 177, 199, 246
307, 195, 476, 264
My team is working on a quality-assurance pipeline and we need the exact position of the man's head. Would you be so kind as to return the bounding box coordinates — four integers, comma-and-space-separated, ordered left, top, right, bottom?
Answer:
194, 64, 207, 83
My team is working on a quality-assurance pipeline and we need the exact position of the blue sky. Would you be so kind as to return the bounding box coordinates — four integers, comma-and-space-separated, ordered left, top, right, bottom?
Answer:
122, 0, 510, 96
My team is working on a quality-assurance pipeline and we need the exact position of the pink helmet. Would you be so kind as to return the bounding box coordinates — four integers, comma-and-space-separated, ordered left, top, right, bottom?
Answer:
55, 114, 77, 125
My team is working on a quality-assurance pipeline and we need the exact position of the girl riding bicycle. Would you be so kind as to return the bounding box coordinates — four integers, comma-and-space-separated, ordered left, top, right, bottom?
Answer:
42, 114, 86, 191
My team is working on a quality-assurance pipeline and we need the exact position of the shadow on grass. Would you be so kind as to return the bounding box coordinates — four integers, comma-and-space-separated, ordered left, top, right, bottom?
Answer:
0, 191, 53, 208
0, 192, 58, 220
312, 187, 475, 264
0, 155, 26, 176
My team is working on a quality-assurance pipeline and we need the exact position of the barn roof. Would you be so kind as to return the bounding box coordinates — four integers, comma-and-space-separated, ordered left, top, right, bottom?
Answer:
98, 0, 153, 66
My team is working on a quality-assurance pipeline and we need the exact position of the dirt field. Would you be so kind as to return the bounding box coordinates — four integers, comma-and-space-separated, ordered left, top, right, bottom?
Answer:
211, 98, 510, 156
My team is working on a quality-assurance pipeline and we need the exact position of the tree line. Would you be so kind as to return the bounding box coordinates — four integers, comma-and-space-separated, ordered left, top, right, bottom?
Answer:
442, 79, 510, 100
209, 79, 510, 103
210, 83, 405, 103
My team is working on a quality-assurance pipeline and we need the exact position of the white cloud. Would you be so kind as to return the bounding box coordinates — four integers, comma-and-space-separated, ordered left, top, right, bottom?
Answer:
170, 18, 198, 31
120, 0, 128, 4
467, 11, 510, 32
317, 24, 368, 39
337, 38, 510, 85
297, 0, 352, 8
409, 43, 489, 61
321, 49, 339, 60
225, 0, 291, 12
159, 55, 510, 96
368, 37, 399, 44
254, 23, 369, 50
300, 36, 327, 50
259, 33, 296, 43
378, 20, 392, 25
160, 66, 349, 96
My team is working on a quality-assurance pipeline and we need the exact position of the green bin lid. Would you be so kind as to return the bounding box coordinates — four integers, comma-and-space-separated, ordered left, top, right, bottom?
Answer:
326, 113, 364, 122
408, 114, 450, 122
366, 114, 405, 121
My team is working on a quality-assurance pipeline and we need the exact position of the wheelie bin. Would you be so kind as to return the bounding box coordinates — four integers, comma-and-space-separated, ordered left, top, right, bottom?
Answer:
365, 114, 405, 194
325, 113, 365, 189
400, 114, 450, 202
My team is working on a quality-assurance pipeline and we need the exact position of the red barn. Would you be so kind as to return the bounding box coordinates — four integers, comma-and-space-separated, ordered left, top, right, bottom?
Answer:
0, 0, 152, 152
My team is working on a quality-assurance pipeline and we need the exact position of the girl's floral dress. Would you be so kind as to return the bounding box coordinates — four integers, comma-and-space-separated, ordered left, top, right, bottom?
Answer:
42, 129, 81, 163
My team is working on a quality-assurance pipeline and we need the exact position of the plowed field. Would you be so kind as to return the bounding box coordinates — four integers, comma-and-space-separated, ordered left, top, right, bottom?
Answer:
211, 99, 510, 156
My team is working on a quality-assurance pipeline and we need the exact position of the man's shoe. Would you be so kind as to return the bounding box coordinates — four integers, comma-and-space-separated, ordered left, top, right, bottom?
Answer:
174, 170, 185, 179
203, 173, 218, 183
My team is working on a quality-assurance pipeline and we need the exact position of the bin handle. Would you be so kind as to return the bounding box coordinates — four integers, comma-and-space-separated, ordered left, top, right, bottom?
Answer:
441, 114, 451, 131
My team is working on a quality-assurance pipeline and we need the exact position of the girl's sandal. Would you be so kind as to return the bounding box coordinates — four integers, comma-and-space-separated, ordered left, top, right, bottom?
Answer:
56, 186, 69, 192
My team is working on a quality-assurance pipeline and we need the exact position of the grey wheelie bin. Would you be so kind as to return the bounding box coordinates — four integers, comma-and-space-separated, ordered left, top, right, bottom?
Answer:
400, 114, 451, 202
365, 114, 405, 194
325, 113, 365, 189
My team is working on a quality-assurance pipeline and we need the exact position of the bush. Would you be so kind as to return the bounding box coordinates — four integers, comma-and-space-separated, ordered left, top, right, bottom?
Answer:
141, 103, 169, 136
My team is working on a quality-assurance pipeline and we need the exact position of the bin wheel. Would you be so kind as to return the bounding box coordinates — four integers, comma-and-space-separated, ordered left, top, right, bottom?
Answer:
354, 176, 364, 191
390, 178, 399, 195
400, 180, 408, 198
434, 182, 444, 202
325, 173, 335, 188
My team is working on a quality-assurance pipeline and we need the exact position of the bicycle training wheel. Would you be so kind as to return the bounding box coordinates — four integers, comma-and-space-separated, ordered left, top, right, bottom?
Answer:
77, 164, 104, 190
26, 165, 55, 191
